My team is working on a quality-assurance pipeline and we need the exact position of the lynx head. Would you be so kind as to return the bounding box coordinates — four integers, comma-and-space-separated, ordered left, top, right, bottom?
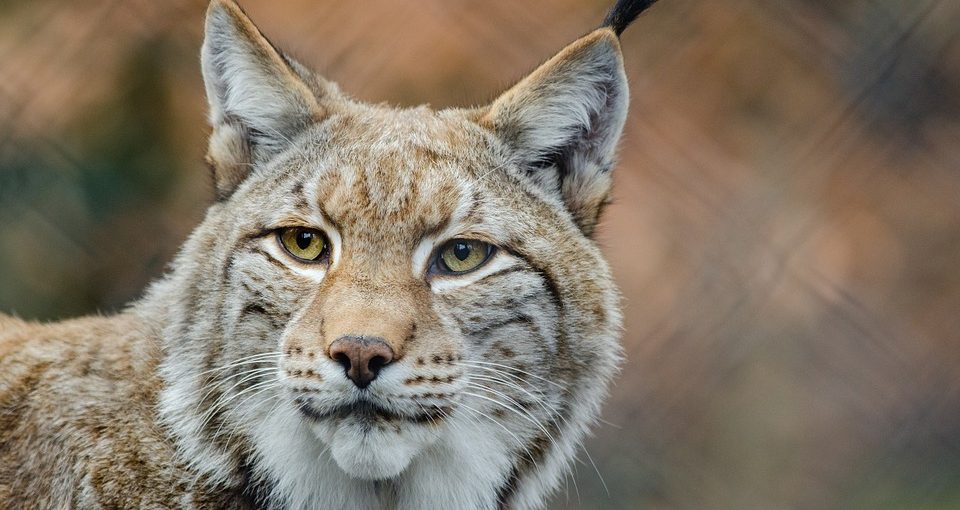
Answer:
156, 0, 650, 506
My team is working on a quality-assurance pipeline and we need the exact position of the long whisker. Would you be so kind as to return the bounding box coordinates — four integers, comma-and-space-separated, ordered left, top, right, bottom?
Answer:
455, 360, 565, 390
195, 352, 282, 377
210, 381, 280, 439
467, 373, 558, 412
196, 374, 278, 432
462, 367, 572, 426
580, 442, 610, 497
192, 366, 277, 418
463, 367, 571, 435
468, 370, 608, 497
442, 400, 538, 473
198, 378, 277, 434
453, 400, 541, 472
462, 387, 558, 449
463, 369, 598, 497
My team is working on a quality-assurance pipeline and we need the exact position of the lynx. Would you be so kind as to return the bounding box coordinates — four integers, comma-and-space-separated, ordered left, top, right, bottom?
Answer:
0, 0, 656, 508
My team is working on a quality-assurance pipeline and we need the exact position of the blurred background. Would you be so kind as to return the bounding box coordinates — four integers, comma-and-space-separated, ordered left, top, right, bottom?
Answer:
2, 0, 959, 508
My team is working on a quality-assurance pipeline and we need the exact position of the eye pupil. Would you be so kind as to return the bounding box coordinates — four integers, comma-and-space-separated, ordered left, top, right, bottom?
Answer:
437, 239, 493, 275
453, 242, 471, 261
296, 231, 313, 250
279, 228, 326, 262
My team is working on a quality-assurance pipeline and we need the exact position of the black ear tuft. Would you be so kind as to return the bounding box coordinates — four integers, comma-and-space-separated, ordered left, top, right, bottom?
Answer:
601, 0, 659, 37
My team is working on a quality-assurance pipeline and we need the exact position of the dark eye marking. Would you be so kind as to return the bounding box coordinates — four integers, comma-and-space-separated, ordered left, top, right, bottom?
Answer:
251, 247, 289, 271
469, 265, 527, 285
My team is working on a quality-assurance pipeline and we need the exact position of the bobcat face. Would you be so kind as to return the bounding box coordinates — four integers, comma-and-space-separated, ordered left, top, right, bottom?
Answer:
157, 0, 644, 506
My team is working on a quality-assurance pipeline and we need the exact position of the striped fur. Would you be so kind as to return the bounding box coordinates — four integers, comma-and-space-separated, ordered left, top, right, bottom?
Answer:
0, 0, 656, 508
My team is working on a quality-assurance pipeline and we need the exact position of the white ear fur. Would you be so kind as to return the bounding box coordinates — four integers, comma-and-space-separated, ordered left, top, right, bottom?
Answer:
483, 29, 629, 235
201, 0, 322, 197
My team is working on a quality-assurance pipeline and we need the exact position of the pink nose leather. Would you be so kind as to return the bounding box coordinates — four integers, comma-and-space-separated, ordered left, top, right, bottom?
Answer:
328, 336, 395, 389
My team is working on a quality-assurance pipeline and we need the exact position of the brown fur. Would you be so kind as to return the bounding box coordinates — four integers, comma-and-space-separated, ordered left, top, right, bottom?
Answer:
0, 315, 189, 506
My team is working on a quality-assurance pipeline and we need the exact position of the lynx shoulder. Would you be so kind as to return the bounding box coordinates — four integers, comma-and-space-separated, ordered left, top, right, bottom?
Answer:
0, 1, 658, 508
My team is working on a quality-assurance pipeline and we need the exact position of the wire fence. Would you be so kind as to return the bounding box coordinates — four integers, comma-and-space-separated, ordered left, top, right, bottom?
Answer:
1, 0, 959, 508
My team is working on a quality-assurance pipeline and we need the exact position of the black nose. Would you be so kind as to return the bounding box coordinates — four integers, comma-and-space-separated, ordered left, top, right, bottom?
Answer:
328, 335, 395, 389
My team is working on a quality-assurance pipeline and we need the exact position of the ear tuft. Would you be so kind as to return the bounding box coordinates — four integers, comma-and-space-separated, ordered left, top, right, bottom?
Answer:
482, 30, 629, 236
601, 0, 659, 37
201, 0, 323, 199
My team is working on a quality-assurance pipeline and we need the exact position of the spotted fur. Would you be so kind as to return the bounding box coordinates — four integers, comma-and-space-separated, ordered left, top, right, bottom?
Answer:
0, 0, 657, 508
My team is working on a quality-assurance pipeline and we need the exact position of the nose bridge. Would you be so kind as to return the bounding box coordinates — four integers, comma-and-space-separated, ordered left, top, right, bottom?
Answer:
320, 272, 419, 357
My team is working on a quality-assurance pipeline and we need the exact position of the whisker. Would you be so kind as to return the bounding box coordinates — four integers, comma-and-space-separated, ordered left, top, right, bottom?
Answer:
581, 442, 610, 497
461, 367, 572, 426
197, 376, 278, 432
195, 353, 282, 377
467, 373, 557, 412
210, 381, 280, 439
462, 387, 558, 449
455, 360, 565, 390
198, 380, 276, 434
192, 366, 278, 418
463, 369, 598, 497
453, 400, 541, 472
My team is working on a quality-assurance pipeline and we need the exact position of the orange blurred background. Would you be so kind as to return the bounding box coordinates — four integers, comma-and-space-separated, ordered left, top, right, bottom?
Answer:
2, 1, 960, 508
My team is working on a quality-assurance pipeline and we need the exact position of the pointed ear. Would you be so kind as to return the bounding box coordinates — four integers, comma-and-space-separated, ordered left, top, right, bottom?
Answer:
201, 0, 324, 199
481, 29, 629, 236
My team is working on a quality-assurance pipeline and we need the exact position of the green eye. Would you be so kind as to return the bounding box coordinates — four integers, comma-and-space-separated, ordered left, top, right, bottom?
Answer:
278, 227, 328, 262
437, 239, 494, 274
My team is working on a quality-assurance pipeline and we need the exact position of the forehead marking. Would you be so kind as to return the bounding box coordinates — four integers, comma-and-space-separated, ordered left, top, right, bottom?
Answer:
303, 173, 343, 272
411, 172, 477, 277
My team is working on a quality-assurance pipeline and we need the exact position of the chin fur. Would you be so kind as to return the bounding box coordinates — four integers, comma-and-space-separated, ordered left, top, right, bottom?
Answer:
311, 415, 441, 480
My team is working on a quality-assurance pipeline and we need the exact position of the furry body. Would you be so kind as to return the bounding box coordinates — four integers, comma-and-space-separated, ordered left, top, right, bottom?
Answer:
0, 1, 656, 508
